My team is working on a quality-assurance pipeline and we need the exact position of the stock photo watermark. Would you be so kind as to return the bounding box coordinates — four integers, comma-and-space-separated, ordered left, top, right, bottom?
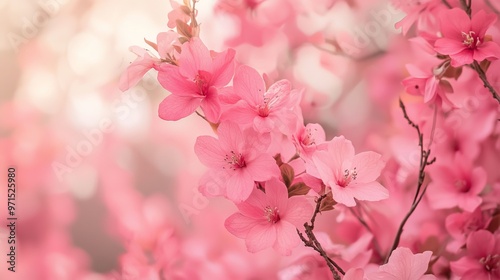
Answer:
6, 0, 68, 52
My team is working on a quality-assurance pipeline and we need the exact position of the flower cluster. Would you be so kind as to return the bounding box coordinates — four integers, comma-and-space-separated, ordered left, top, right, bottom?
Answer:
114, 0, 500, 279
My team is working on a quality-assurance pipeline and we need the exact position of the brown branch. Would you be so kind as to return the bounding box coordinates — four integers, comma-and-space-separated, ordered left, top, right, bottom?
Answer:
441, 0, 452, 8
384, 100, 436, 263
471, 61, 500, 104
297, 194, 345, 280
460, 0, 472, 17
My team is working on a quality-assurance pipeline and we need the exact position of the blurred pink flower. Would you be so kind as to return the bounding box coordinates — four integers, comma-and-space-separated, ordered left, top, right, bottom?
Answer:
450, 230, 500, 279
367, 247, 436, 280
222, 65, 301, 134
308, 136, 388, 207
434, 8, 500, 67
194, 122, 279, 202
445, 208, 490, 252
158, 38, 235, 122
427, 154, 487, 212
224, 178, 313, 255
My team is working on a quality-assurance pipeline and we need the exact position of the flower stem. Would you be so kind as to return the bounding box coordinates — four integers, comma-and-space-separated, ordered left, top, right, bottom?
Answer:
297, 194, 345, 280
384, 100, 436, 263
471, 61, 500, 104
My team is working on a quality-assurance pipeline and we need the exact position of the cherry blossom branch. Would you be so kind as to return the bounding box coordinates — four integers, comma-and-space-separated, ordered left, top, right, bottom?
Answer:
297, 194, 345, 280
471, 61, 500, 104
384, 99, 436, 263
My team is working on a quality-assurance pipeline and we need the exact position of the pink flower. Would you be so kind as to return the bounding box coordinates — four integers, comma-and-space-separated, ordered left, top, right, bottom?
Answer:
119, 31, 180, 91
292, 123, 326, 159
367, 247, 436, 280
222, 65, 301, 134
450, 230, 500, 279
307, 136, 388, 207
445, 208, 490, 252
434, 8, 500, 67
426, 154, 487, 212
167, 0, 191, 29
402, 64, 453, 107
194, 122, 279, 203
158, 38, 235, 122
224, 178, 313, 255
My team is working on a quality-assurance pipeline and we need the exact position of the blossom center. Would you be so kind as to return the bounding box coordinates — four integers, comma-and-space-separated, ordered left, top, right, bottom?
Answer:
257, 90, 283, 117
301, 128, 317, 146
194, 72, 210, 96
223, 150, 246, 170
480, 254, 500, 272
337, 167, 358, 188
264, 206, 280, 224
454, 179, 471, 193
461, 31, 480, 48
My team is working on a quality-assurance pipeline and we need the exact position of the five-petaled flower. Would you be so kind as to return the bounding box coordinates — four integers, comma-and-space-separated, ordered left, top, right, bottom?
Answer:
222, 65, 301, 134
194, 122, 279, 203
224, 178, 313, 255
157, 38, 236, 123
434, 8, 500, 67
307, 136, 388, 207
451, 230, 500, 279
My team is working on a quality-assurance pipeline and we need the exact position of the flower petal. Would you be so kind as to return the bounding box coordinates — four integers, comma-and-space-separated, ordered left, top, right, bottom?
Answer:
158, 93, 201, 121
233, 65, 265, 107
471, 10, 497, 38
200, 86, 221, 123
226, 170, 254, 203
351, 151, 384, 184
245, 223, 276, 253
225, 213, 260, 239
273, 221, 300, 256
211, 48, 236, 87
178, 38, 212, 78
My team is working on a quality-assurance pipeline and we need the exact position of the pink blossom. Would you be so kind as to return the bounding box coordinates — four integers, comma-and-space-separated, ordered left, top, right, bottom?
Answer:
194, 122, 279, 203
224, 178, 313, 255
395, 0, 445, 36
158, 38, 235, 123
450, 230, 500, 279
445, 208, 490, 252
222, 65, 301, 134
402, 64, 453, 107
307, 136, 388, 207
119, 31, 180, 91
426, 154, 487, 212
292, 123, 326, 159
167, 0, 191, 29
367, 247, 436, 280
434, 8, 500, 67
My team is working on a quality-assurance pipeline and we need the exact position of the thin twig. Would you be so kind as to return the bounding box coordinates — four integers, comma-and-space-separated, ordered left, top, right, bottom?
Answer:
471, 61, 500, 104
195, 111, 208, 121
441, 0, 452, 8
384, 100, 436, 263
297, 194, 345, 280
460, 0, 472, 17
